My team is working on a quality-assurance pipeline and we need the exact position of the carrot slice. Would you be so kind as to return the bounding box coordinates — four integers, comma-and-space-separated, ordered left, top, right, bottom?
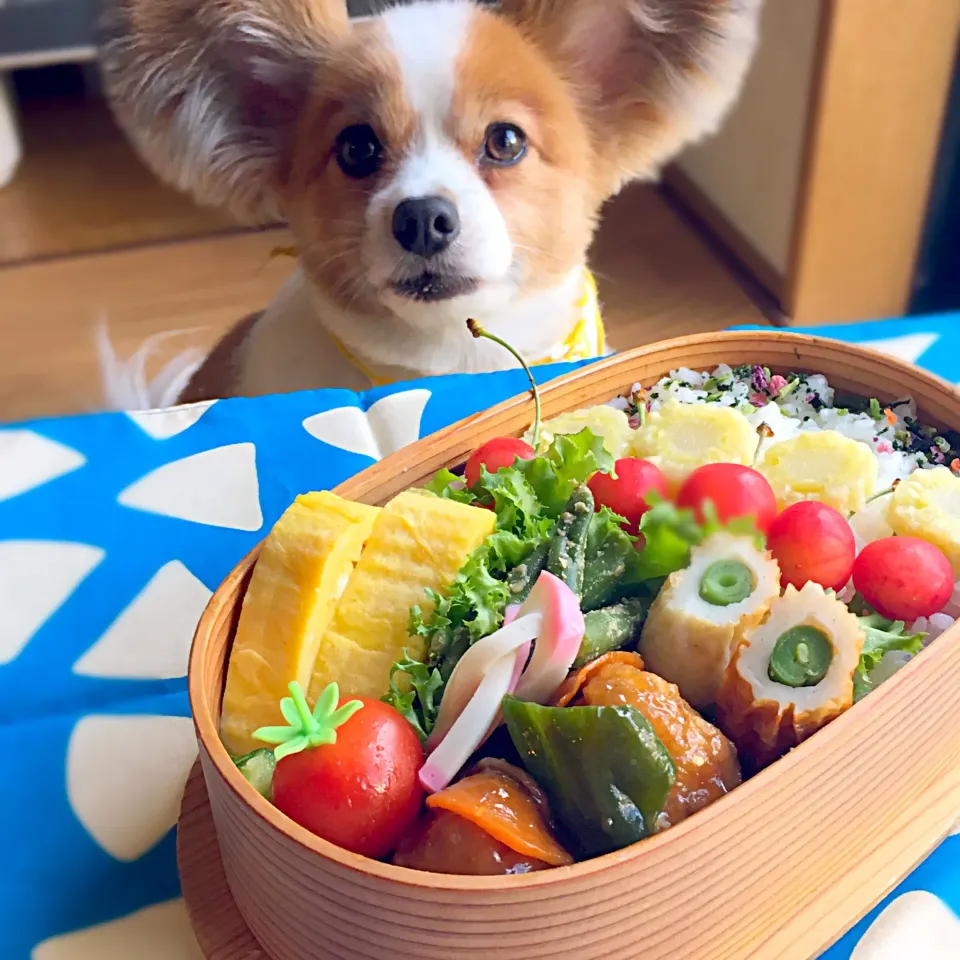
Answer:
426, 768, 573, 867
551, 651, 645, 707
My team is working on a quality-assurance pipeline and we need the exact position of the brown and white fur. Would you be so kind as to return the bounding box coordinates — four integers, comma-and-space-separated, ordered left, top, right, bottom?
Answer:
99, 0, 764, 407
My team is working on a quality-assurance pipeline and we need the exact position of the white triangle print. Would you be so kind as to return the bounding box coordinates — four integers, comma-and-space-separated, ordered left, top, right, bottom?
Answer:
117, 442, 262, 530
73, 561, 212, 680
860, 332, 939, 365
32, 898, 204, 960
303, 388, 431, 460
0, 540, 105, 665
126, 400, 217, 440
303, 405, 377, 459
67, 714, 197, 862
851, 891, 960, 959
0, 430, 85, 502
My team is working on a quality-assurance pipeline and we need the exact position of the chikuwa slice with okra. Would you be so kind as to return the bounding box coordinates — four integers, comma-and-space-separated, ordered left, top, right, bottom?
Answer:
717, 582, 865, 770
639, 530, 781, 709
217, 338, 960, 875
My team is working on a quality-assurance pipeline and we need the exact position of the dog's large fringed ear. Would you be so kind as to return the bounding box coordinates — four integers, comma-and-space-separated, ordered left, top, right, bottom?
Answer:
500, 0, 764, 195
100, 0, 350, 220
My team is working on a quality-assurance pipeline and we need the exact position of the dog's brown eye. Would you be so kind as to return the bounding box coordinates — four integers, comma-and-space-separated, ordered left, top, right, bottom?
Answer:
482, 123, 527, 166
335, 124, 384, 179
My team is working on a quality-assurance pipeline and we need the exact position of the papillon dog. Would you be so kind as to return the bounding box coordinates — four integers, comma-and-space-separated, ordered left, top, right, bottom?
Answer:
99, 0, 763, 407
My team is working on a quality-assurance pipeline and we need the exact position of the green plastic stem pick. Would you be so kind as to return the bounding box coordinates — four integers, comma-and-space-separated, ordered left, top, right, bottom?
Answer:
253, 681, 363, 761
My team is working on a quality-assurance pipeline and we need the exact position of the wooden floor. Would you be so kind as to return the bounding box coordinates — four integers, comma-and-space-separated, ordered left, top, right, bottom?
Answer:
0, 68, 768, 423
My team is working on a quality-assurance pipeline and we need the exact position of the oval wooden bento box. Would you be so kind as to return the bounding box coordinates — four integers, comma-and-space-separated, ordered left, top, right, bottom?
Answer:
182, 331, 960, 960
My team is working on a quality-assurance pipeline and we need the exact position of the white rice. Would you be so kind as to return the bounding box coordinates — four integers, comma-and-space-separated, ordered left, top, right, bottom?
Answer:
911, 612, 957, 645
623, 364, 927, 489
942, 583, 960, 620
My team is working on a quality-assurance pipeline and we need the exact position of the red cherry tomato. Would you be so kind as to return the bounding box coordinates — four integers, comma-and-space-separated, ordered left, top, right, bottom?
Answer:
272, 697, 425, 859
767, 501, 856, 592
852, 536, 954, 622
587, 457, 669, 534
464, 437, 536, 488
676, 463, 778, 533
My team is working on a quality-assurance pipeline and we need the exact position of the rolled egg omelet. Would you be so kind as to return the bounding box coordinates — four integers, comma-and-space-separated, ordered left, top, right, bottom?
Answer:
630, 400, 758, 492
887, 466, 960, 576
220, 492, 380, 756
307, 490, 496, 703
758, 430, 878, 515
525, 404, 633, 458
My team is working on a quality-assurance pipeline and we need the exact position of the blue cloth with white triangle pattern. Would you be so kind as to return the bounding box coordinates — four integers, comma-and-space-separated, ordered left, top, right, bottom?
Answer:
2, 313, 959, 959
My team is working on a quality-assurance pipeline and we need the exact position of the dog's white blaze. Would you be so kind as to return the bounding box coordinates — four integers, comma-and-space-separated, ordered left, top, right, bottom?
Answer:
369, 0, 513, 304
382, 0, 469, 138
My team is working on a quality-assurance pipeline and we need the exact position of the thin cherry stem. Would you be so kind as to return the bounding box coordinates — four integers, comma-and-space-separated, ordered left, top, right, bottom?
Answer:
467, 319, 541, 448
847, 483, 899, 520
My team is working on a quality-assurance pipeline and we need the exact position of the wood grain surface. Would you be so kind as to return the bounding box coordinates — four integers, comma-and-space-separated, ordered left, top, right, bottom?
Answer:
181, 331, 960, 960
178, 763, 267, 960
0, 229, 292, 421
0, 92, 237, 265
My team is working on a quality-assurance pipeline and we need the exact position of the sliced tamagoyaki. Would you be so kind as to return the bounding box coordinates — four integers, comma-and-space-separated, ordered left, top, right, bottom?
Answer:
307, 489, 497, 702
758, 429, 878, 515
220, 491, 380, 756
630, 400, 759, 492
886, 465, 960, 575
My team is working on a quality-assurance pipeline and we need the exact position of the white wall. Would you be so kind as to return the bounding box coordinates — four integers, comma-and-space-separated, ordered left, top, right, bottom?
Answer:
676, 0, 824, 276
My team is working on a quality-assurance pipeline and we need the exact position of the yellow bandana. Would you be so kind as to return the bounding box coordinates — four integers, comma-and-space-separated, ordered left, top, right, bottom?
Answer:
326, 267, 606, 388
533, 268, 605, 365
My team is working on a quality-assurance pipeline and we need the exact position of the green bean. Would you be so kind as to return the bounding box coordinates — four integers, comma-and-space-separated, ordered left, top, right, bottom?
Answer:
546, 485, 594, 599
506, 540, 550, 605
573, 599, 648, 669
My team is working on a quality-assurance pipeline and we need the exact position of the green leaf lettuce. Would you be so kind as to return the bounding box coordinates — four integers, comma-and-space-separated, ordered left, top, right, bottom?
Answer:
852, 611, 925, 702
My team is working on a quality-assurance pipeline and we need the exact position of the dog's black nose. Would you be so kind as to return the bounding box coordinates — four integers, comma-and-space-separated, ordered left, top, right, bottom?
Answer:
392, 196, 460, 258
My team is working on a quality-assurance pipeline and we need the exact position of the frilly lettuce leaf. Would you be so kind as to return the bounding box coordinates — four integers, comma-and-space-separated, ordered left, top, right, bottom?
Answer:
625, 500, 703, 584
424, 468, 476, 505
423, 427, 613, 522
515, 428, 616, 517
478, 465, 545, 540
859, 612, 925, 671
485, 528, 546, 571
852, 610, 925, 701
382, 651, 443, 741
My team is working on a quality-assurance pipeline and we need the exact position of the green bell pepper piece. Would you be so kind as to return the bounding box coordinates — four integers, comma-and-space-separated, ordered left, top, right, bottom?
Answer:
501, 696, 675, 858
